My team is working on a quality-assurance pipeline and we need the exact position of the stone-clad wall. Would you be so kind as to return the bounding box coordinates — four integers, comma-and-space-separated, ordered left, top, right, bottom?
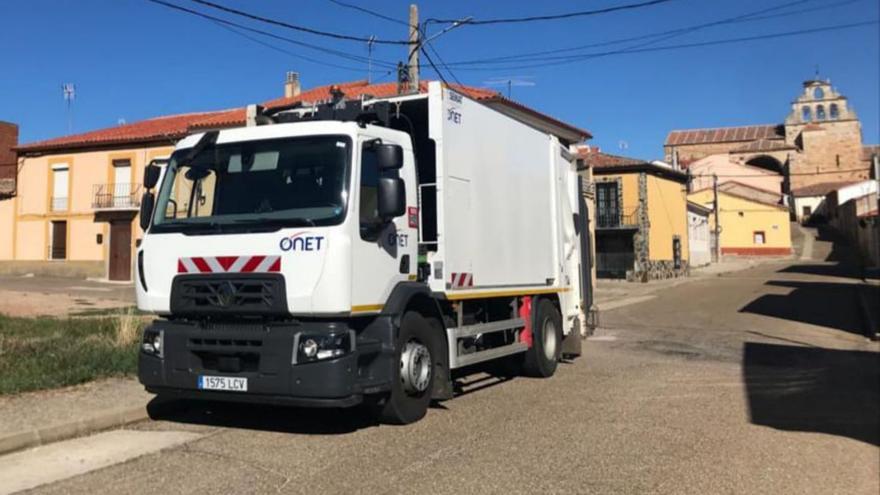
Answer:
628, 172, 689, 282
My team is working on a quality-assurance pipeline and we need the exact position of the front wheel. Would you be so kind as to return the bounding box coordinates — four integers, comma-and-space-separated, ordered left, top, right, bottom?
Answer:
377, 311, 436, 424
522, 299, 562, 378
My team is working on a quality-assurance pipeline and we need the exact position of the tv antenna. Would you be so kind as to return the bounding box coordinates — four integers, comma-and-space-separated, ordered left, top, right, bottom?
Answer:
618, 140, 629, 151
482, 76, 536, 99
366, 35, 377, 83
62, 83, 76, 134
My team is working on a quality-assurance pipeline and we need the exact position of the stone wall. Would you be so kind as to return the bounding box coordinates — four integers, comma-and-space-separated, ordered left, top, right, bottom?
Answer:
787, 120, 869, 190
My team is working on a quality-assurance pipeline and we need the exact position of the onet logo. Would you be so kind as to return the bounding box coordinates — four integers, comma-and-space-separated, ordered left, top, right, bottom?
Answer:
279, 232, 326, 252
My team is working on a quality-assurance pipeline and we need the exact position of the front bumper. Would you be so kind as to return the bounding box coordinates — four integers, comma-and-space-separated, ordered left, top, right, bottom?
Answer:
138, 318, 394, 408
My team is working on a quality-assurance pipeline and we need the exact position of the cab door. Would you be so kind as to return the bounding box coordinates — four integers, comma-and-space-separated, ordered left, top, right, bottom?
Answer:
349, 134, 418, 313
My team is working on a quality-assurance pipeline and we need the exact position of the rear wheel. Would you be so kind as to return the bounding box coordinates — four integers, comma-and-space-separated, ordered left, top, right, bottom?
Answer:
522, 299, 562, 378
377, 311, 436, 424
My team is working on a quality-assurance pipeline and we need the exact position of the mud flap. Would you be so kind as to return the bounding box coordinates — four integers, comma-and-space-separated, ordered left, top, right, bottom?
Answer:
561, 317, 583, 358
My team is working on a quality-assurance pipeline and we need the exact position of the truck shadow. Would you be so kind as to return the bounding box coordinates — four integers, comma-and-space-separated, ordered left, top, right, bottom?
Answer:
739, 280, 867, 337
147, 398, 380, 435
742, 342, 879, 446
146, 365, 524, 433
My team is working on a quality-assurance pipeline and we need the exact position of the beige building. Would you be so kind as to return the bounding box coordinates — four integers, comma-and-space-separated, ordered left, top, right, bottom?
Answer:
0, 112, 221, 280
1, 76, 590, 281
664, 78, 877, 208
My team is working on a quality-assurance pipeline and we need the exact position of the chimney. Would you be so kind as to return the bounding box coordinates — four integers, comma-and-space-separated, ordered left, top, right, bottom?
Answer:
284, 72, 301, 98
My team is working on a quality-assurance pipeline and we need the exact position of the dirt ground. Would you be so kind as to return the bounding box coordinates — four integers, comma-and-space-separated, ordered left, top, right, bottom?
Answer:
0, 276, 135, 317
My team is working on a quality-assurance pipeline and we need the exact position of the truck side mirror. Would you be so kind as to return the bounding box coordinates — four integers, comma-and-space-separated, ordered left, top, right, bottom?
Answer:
139, 192, 155, 231
144, 164, 161, 189
378, 177, 405, 220
376, 144, 403, 171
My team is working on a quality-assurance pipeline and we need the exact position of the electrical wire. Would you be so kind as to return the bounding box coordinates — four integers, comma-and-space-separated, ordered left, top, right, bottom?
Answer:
442, 0, 857, 66
441, 20, 879, 71
420, 46, 453, 88
326, 0, 410, 27
428, 0, 676, 26
187, 0, 411, 44
144, 0, 398, 69
210, 21, 377, 72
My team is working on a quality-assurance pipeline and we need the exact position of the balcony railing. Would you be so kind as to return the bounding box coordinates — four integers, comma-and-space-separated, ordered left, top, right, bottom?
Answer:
596, 207, 639, 229
50, 196, 68, 212
92, 183, 142, 210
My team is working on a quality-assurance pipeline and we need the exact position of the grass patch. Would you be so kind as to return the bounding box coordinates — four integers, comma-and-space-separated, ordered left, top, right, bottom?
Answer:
0, 310, 146, 395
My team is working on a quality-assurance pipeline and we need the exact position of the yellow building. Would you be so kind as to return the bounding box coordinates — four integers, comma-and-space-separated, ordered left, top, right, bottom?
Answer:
580, 149, 689, 281
0, 112, 222, 280
688, 186, 792, 256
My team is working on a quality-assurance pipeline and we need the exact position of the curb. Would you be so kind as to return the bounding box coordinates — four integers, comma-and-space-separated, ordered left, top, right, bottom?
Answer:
0, 400, 171, 456
856, 285, 880, 341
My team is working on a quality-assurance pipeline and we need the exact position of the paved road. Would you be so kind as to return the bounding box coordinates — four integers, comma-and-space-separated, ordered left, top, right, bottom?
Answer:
23, 233, 880, 494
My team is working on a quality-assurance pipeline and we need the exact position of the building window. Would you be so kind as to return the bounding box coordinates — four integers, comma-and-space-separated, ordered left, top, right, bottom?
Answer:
813, 87, 824, 99
753, 231, 766, 245
51, 165, 69, 211
801, 106, 811, 122
50, 220, 67, 260
816, 105, 826, 120
595, 182, 620, 227
829, 103, 839, 119
802, 206, 812, 217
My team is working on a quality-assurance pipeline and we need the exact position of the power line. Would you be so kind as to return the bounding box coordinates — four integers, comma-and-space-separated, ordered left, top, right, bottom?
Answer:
442, 20, 879, 71
327, 0, 409, 27
420, 45, 453, 89
210, 21, 375, 72
446, 0, 856, 67
187, 0, 410, 44
144, 0, 397, 69
429, 0, 676, 26
690, 167, 873, 177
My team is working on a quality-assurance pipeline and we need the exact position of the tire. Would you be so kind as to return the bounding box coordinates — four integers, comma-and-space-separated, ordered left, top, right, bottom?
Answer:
522, 298, 562, 378
377, 311, 436, 425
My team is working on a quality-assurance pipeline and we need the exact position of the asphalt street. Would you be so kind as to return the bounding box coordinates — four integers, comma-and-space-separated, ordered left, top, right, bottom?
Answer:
18, 234, 880, 494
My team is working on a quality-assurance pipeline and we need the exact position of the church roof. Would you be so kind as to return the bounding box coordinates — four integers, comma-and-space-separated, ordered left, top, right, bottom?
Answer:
730, 138, 796, 153
665, 124, 784, 146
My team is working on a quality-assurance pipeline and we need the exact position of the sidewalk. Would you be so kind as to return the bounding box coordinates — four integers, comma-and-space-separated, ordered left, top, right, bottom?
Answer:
0, 378, 155, 455
594, 258, 768, 311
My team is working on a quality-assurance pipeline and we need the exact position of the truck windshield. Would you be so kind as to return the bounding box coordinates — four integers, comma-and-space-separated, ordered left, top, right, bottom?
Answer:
151, 135, 351, 233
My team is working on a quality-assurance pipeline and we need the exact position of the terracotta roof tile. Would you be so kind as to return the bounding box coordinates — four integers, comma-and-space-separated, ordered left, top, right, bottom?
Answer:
791, 180, 857, 197
17, 111, 229, 153
577, 149, 644, 168
730, 138, 796, 153
665, 124, 783, 146
18, 79, 587, 153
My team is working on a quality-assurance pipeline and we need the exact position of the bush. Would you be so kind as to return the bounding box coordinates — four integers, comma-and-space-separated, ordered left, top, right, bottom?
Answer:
0, 312, 145, 395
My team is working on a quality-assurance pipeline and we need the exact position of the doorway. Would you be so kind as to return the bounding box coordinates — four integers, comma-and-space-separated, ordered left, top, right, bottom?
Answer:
109, 220, 132, 281
50, 221, 67, 260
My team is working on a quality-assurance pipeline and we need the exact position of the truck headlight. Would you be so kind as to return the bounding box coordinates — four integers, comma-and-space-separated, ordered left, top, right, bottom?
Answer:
141, 328, 164, 358
294, 330, 353, 364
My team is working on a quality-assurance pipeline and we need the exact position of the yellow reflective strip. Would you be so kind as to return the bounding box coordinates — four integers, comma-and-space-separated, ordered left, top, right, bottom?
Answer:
445, 287, 569, 301
351, 304, 384, 313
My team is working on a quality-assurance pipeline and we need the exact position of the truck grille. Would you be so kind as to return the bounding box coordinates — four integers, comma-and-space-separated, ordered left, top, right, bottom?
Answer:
170, 274, 288, 316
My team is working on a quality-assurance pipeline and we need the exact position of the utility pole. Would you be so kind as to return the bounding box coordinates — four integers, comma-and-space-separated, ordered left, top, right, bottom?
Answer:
713, 173, 720, 262
407, 4, 419, 89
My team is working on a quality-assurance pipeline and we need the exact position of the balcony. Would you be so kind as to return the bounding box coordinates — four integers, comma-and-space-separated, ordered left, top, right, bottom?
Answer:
50, 196, 68, 212
92, 183, 141, 210
596, 206, 639, 229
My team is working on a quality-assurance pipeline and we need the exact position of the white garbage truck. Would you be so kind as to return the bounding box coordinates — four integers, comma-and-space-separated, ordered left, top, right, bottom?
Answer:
136, 81, 595, 424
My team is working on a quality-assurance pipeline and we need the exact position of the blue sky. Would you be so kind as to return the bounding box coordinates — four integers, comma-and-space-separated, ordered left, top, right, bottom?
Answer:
1, 0, 877, 159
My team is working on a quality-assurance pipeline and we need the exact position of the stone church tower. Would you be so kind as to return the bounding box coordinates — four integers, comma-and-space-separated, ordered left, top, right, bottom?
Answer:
784, 79, 868, 190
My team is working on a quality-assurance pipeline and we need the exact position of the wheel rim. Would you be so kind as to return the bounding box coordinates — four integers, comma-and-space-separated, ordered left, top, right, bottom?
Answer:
543, 318, 558, 361
400, 339, 432, 395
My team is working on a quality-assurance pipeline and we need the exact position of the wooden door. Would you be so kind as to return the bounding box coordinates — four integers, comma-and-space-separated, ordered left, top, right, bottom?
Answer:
109, 221, 132, 281
50, 221, 67, 260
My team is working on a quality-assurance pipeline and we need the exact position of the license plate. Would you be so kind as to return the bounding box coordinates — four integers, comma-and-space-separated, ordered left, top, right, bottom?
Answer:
198, 375, 248, 392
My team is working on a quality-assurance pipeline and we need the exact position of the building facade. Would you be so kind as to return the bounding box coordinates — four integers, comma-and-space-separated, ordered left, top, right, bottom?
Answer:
664, 78, 877, 209
581, 149, 689, 281
689, 186, 792, 257
1, 77, 591, 281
